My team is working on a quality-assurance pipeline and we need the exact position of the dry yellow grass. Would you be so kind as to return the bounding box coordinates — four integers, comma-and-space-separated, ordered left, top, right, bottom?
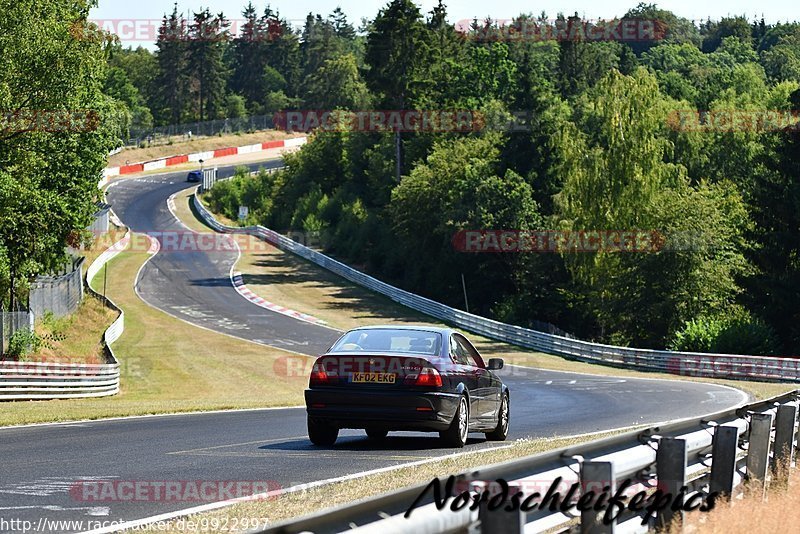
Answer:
31, 296, 117, 364
108, 130, 300, 168
679, 471, 800, 533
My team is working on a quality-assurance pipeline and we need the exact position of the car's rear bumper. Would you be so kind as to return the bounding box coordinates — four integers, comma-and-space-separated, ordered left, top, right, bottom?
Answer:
305, 388, 460, 432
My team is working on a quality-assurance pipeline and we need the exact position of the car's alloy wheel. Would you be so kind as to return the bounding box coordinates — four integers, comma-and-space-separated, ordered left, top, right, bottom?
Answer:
307, 416, 338, 446
441, 395, 469, 448
486, 394, 509, 441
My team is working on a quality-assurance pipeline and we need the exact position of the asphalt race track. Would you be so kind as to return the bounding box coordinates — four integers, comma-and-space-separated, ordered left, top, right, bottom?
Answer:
0, 161, 749, 532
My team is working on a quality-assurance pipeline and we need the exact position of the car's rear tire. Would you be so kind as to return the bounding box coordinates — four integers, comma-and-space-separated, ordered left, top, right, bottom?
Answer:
440, 395, 469, 448
308, 416, 338, 446
365, 428, 389, 441
485, 393, 509, 441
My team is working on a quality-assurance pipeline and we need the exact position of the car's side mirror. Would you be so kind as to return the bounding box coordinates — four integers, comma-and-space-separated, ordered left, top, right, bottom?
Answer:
488, 358, 504, 370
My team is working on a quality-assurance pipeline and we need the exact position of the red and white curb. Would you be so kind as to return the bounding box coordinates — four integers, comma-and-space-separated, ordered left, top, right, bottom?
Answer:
231, 272, 327, 326
100, 136, 307, 187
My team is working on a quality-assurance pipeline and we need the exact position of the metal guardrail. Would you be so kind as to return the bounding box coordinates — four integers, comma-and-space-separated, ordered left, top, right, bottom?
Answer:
253, 390, 799, 534
192, 193, 800, 383
0, 231, 129, 401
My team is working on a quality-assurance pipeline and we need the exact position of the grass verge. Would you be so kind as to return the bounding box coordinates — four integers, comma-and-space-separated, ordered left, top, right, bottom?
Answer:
677, 469, 800, 533
0, 237, 306, 427
30, 297, 117, 364
175, 188, 795, 402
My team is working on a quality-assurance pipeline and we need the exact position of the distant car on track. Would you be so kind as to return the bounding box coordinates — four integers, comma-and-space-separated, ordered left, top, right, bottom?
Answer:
187, 170, 202, 182
305, 325, 509, 448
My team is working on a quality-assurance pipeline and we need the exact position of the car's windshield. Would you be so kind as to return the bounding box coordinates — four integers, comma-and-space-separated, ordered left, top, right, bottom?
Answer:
329, 329, 442, 355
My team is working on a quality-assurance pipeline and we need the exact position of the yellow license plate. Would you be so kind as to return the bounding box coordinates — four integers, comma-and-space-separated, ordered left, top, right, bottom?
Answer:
351, 372, 397, 384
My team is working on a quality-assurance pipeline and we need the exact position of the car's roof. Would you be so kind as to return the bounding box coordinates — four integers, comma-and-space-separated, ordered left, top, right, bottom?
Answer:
347, 325, 454, 336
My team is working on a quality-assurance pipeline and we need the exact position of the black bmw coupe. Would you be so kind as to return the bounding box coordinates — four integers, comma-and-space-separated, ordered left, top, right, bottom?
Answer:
305, 325, 509, 448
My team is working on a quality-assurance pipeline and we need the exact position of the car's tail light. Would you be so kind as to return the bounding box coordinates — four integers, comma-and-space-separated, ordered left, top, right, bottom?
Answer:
309, 362, 336, 387
411, 367, 442, 387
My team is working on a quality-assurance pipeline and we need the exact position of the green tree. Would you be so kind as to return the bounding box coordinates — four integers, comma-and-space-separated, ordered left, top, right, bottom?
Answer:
702, 16, 753, 53
365, 0, 431, 181
761, 30, 800, 82
623, 3, 702, 54
303, 54, 370, 109
553, 69, 750, 345
229, 2, 271, 114
154, 5, 190, 125
0, 0, 120, 308
108, 45, 157, 114
390, 134, 542, 310
187, 9, 230, 122
104, 66, 153, 134
746, 88, 800, 351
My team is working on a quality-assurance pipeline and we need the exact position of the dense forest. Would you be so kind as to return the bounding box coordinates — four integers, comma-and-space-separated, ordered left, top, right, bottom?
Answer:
6, 0, 800, 356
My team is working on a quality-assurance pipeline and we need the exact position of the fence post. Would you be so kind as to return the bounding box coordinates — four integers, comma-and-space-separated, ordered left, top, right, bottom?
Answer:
772, 404, 797, 482
581, 461, 615, 534
709, 425, 739, 497
656, 438, 687, 529
477, 481, 523, 534
746, 413, 773, 486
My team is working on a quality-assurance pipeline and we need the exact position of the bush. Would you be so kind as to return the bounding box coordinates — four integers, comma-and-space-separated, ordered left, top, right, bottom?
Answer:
6, 328, 41, 359
714, 315, 782, 355
669, 311, 781, 355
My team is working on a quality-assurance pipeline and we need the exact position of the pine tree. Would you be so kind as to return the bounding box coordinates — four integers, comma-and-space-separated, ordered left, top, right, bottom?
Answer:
187, 9, 230, 122
365, 0, 431, 180
266, 11, 301, 98
155, 5, 189, 125
229, 2, 269, 113
330, 7, 356, 40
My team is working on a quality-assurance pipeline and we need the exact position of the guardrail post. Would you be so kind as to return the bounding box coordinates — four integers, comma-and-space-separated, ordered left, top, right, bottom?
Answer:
746, 413, 773, 486
581, 461, 615, 534
656, 438, 687, 529
772, 404, 797, 482
478, 481, 523, 534
709, 425, 739, 497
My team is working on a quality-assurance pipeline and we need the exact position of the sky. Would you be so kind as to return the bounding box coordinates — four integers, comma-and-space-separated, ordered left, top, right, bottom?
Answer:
90, 0, 798, 48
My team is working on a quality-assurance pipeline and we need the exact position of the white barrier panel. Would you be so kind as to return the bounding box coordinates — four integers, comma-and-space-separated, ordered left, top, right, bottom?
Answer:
284, 137, 307, 148
188, 150, 215, 163
237, 143, 263, 154
143, 159, 167, 172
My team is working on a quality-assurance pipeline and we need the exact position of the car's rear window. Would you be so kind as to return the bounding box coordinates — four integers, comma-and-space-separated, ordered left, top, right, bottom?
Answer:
329, 329, 442, 355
